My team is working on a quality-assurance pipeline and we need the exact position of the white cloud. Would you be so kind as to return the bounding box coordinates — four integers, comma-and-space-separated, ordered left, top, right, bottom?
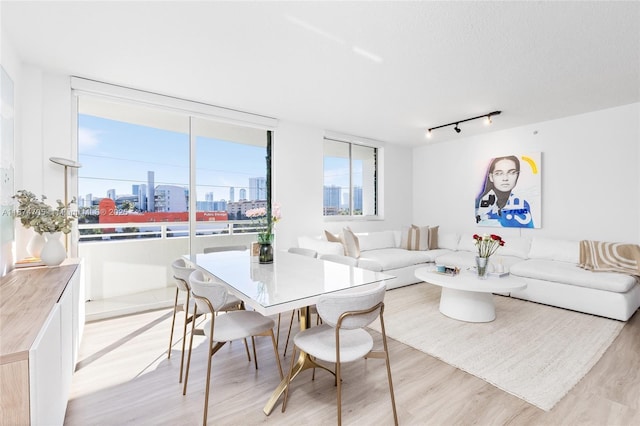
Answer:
78, 127, 101, 151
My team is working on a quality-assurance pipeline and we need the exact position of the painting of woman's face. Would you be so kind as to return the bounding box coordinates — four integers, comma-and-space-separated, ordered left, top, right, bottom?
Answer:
476, 152, 542, 229
489, 159, 519, 193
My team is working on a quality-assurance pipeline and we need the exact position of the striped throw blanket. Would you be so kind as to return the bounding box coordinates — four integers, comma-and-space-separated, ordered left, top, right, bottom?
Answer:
579, 240, 640, 276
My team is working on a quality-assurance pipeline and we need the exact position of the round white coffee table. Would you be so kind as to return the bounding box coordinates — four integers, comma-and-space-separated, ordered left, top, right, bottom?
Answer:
415, 267, 527, 322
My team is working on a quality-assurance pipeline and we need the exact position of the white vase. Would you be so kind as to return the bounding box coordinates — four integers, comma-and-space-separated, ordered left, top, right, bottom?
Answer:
26, 233, 46, 258
40, 232, 67, 266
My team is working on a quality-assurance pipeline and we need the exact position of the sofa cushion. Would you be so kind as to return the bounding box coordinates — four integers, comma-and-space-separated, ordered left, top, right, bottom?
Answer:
428, 225, 439, 249
457, 233, 478, 252
411, 224, 430, 250
529, 238, 579, 264
357, 231, 396, 251
298, 236, 344, 256
510, 259, 638, 293
496, 236, 531, 259
438, 233, 459, 251
358, 248, 432, 271
342, 227, 361, 258
399, 226, 413, 250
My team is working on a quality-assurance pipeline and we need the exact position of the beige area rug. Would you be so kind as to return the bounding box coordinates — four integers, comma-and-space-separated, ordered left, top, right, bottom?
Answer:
369, 284, 625, 411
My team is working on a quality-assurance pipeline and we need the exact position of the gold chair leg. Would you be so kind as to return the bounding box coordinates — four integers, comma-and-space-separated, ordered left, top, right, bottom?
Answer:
276, 313, 281, 348
251, 336, 258, 370
336, 359, 342, 426
380, 316, 399, 426
243, 338, 251, 362
182, 306, 198, 396
167, 287, 179, 359
179, 293, 190, 383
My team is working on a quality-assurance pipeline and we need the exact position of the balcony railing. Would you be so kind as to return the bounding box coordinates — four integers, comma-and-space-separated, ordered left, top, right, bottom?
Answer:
78, 220, 263, 318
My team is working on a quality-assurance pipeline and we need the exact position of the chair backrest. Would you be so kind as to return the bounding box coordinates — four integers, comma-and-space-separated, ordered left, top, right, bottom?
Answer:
316, 282, 386, 330
189, 270, 230, 313
288, 247, 318, 258
203, 245, 247, 253
319, 254, 358, 266
172, 258, 195, 291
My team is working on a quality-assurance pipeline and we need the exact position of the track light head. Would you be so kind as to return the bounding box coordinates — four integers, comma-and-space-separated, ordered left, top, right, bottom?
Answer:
454, 124, 461, 133
484, 115, 493, 126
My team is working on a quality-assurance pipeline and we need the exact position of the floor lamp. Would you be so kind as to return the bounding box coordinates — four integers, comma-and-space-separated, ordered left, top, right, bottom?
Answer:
49, 157, 82, 252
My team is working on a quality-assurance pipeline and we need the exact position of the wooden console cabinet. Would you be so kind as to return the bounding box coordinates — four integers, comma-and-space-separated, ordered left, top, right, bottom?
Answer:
0, 261, 84, 426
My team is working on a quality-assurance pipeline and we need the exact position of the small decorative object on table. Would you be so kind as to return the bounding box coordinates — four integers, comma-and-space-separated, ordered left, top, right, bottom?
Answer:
12, 190, 76, 266
472, 233, 505, 280
435, 264, 460, 276
246, 203, 281, 264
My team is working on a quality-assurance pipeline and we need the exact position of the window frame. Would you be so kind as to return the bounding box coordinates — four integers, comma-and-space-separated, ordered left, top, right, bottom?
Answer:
323, 134, 383, 220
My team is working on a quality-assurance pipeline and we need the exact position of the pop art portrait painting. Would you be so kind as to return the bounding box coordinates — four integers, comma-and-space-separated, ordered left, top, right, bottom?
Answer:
475, 153, 541, 228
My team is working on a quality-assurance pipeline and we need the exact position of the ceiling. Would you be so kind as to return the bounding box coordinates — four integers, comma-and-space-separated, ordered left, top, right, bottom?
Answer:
2, 1, 639, 146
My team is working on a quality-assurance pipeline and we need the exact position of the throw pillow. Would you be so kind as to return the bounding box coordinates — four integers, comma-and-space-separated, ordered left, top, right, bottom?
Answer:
411, 225, 430, 250
428, 225, 439, 249
341, 227, 361, 258
399, 225, 414, 250
324, 230, 341, 243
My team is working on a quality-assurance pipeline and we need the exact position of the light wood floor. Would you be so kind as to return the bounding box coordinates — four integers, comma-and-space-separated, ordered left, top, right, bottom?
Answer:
65, 287, 640, 425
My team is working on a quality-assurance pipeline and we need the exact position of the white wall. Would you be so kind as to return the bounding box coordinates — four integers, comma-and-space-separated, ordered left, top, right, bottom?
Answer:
413, 103, 640, 244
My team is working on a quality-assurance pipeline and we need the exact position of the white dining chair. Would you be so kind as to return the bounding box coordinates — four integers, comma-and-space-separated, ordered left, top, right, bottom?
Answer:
183, 270, 284, 426
281, 281, 398, 426
168, 257, 249, 383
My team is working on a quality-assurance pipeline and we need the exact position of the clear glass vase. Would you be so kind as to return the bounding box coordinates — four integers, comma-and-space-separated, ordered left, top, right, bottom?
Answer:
475, 256, 489, 280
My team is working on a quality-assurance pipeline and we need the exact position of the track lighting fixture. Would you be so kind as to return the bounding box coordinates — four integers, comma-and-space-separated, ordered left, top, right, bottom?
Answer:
426, 110, 501, 138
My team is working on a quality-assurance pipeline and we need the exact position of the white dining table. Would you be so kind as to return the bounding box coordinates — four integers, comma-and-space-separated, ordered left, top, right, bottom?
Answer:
183, 250, 395, 415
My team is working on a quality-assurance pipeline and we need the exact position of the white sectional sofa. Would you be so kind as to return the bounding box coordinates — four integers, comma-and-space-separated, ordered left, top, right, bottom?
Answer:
296, 230, 640, 321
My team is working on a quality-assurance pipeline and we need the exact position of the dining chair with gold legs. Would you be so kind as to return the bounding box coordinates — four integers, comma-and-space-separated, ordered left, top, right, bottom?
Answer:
168, 258, 250, 382
281, 282, 398, 426
168, 258, 198, 383
183, 270, 284, 426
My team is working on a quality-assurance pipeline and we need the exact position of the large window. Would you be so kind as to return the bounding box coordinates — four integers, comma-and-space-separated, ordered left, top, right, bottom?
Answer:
323, 137, 378, 217
77, 95, 269, 242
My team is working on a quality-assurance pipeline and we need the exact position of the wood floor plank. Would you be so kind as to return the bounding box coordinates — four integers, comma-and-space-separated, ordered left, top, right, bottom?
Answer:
64, 288, 640, 425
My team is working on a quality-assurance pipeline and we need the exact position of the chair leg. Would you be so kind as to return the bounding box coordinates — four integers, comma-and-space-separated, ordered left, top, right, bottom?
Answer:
178, 292, 190, 383
281, 345, 298, 412
168, 287, 179, 359
202, 334, 214, 426
283, 309, 296, 357
336, 359, 342, 426
276, 313, 281, 348
251, 336, 258, 370
182, 306, 198, 396
242, 338, 252, 362
380, 316, 399, 426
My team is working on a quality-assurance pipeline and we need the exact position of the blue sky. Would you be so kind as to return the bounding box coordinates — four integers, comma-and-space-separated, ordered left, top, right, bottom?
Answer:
78, 115, 267, 201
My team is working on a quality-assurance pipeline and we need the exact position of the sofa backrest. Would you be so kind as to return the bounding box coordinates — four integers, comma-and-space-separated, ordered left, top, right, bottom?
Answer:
297, 236, 345, 256
528, 237, 580, 263
356, 230, 396, 251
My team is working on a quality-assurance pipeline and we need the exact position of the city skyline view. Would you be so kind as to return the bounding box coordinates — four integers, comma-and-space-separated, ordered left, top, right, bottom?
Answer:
78, 114, 269, 203
78, 114, 353, 207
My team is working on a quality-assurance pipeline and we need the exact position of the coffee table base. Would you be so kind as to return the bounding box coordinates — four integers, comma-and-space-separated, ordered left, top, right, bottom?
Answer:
439, 287, 496, 322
